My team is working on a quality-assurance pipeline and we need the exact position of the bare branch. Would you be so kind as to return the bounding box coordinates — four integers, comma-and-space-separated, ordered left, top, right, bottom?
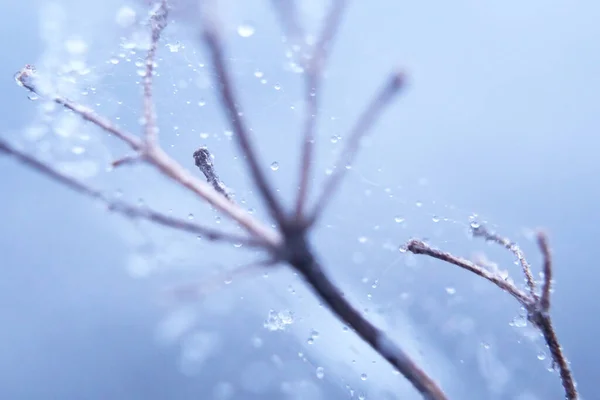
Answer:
269, 0, 304, 47
200, 5, 287, 227
142, 0, 169, 146
307, 70, 406, 226
0, 139, 261, 247
537, 232, 552, 312
407, 230, 578, 400
406, 239, 533, 307
472, 225, 538, 300
294, 0, 348, 219
15, 65, 143, 151
193, 146, 232, 201
15, 66, 281, 248
285, 236, 448, 400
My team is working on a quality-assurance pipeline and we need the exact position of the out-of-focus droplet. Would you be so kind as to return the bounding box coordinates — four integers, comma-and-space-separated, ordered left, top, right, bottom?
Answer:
432, 215, 440, 223
270, 162, 279, 171
167, 42, 182, 52
274, 83, 281, 90
237, 24, 255, 38
254, 70, 264, 78
198, 99, 206, 107
200, 132, 210, 139
315, 367, 325, 379
394, 216, 405, 223
360, 373, 367, 381
445, 287, 456, 295
415, 201, 423, 207
115, 6, 137, 27
188, 213, 194, 220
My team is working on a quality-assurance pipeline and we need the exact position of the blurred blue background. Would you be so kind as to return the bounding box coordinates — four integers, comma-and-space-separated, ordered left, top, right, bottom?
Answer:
1, 0, 598, 399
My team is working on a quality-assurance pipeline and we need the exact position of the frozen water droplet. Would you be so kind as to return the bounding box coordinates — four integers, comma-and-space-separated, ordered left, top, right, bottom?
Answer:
264, 309, 294, 331
270, 162, 279, 171
237, 24, 255, 38
166, 42, 182, 52
315, 367, 325, 379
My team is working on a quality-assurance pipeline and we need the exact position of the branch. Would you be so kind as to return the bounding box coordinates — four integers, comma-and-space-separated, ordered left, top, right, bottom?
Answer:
293, 0, 348, 219
200, 4, 287, 227
0, 139, 260, 247
14, 66, 280, 248
281, 228, 448, 400
193, 146, 232, 201
406, 228, 578, 399
406, 239, 533, 307
307, 70, 406, 226
142, 0, 169, 146
537, 232, 552, 312
472, 225, 538, 300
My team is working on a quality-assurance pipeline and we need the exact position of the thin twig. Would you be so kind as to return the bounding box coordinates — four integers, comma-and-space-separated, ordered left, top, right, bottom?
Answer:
15, 65, 143, 150
307, 70, 406, 226
269, 0, 304, 47
407, 228, 578, 400
472, 225, 538, 300
14, 66, 281, 247
0, 139, 260, 247
142, 0, 169, 145
537, 232, 552, 312
293, 0, 348, 219
406, 239, 533, 307
200, 5, 287, 227
193, 146, 232, 201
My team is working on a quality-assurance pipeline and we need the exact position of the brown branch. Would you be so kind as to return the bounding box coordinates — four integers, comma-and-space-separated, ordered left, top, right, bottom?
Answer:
14, 65, 281, 248
200, 4, 287, 227
307, 70, 406, 226
406, 239, 533, 307
472, 225, 538, 300
282, 227, 448, 400
406, 228, 578, 399
537, 232, 552, 312
293, 0, 348, 219
142, 0, 169, 145
193, 146, 232, 201
0, 139, 260, 247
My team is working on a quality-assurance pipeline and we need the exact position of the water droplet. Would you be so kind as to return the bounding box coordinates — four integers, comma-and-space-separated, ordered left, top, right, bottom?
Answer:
115, 6, 137, 27
315, 367, 325, 379
109, 57, 119, 65
263, 309, 294, 331
198, 99, 206, 107
71, 146, 85, 155
166, 42, 182, 52
432, 215, 440, 223
445, 287, 456, 295
254, 70, 264, 78
65, 38, 88, 55
470, 221, 480, 229
233, 243, 243, 248
274, 83, 281, 90
188, 213, 194, 220
237, 24, 255, 38
270, 162, 279, 171
27, 93, 39, 101
537, 352, 546, 361
360, 373, 367, 381
394, 216, 405, 223
200, 132, 210, 139
482, 342, 490, 350
415, 201, 423, 208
